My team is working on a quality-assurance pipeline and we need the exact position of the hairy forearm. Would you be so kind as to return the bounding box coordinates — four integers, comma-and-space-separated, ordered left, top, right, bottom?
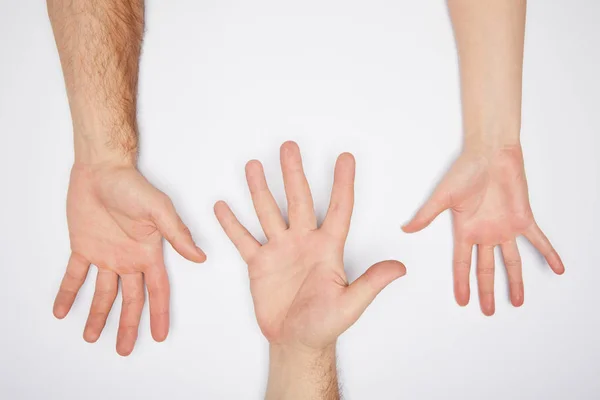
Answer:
448, 0, 526, 151
266, 344, 339, 400
47, 0, 144, 164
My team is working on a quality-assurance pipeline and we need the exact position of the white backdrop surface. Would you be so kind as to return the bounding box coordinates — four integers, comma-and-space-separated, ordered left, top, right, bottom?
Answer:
0, 1, 599, 399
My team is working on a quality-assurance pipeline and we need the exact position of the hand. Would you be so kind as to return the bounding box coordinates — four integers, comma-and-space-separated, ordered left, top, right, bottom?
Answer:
53, 162, 206, 356
214, 141, 406, 351
403, 145, 564, 315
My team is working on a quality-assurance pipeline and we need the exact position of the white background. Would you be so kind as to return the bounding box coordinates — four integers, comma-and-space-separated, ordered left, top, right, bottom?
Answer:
1, 1, 599, 399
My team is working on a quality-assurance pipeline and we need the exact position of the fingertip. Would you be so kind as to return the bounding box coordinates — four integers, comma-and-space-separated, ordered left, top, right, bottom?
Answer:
213, 200, 228, 214
402, 201, 446, 234
245, 159, 263, 174
53, 302, 69, 319
116, 334, 135, 357
116, 345, 133, 357
280, 141, 302, 161
281, 140, 299, 153
196, 248, 207, 263
454, 286, 470, 307
83, 329, 100, 343
392, 261, 407, 278
479, 292, 495, 316
511, 296, 524, 308
191, 246, 207, 263
374, 260, 407, 283
510, 283, 525, 307
152, 330, 169, 343
53, 308, 67, 320
175, 241, 207, 264
481, 304, 495, 317
552, 262, 565, 275
456, 298, 469, 307
337, 152, 355, 165
545, 251, 565, 275
401, 223, 420, 234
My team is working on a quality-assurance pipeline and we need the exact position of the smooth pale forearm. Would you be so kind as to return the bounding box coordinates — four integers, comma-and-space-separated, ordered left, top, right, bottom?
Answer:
266, 344, 340, 400
448, 0, 527, 152
47, 0, 144, 165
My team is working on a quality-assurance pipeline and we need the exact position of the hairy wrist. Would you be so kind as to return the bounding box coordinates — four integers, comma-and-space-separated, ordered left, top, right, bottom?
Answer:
74, 126, 138, 166
267, 343, 339, 400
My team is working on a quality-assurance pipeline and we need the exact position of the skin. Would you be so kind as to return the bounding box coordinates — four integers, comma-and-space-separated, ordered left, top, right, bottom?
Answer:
215, 141, 406, 400
403, 0, 564, 316
48, 0, 205, 356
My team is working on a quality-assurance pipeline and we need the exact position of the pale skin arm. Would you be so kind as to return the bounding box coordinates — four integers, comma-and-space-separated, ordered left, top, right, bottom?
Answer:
450, 0, 525, 150
48, 0, 206, 356
215, 142, 406, 399
404, 0, 564, 315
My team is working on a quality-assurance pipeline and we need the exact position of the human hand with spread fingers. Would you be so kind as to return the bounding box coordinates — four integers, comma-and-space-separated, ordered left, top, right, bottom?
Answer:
403, 146, 564, 315
403, 0, 564, 315
214, 141, 406, 400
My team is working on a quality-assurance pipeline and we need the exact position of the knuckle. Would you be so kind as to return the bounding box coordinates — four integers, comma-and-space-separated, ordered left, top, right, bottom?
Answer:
453, 260, 471, 270
70, 252, 88, 265
122, 295, 144, 307
180, 224, 192, 238
95, 287, 117, 299
504, 259, 522, 268
58, 287, 77, 297
64, 269, 85, 284
477, 268, 494, 276
150, 308, 169, 318
119, 324, 139, 332
88, 311, 109, 322
544, 248, 558, 258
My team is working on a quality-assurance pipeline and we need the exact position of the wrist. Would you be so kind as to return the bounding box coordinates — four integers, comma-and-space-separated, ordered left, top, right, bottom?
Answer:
464, 128, 521, 156
270, 343, 336, 367
267, 343, 339, 400
74, 126, 138, 166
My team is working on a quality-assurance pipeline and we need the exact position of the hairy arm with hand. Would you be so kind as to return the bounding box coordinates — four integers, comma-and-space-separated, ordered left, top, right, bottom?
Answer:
48, 0, 206, 356
215, 141, 406, 399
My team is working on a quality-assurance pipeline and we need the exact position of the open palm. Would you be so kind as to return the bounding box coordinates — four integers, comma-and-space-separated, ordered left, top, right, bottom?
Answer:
53, 163, 206, 355
404, 146, 564, 315
215, 142, 406, 350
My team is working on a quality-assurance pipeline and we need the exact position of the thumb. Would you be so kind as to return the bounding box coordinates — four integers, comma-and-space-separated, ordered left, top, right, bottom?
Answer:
402, 189, 450, 233
342, 260, 406, 322
153, 196, 206, 263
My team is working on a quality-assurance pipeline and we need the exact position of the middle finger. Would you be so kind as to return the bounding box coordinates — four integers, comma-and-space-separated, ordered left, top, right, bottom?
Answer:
477, 245, 495, 316
116, 272, 145, 356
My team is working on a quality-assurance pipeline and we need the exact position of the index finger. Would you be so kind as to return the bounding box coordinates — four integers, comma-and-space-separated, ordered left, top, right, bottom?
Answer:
214, 201, 261, 262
